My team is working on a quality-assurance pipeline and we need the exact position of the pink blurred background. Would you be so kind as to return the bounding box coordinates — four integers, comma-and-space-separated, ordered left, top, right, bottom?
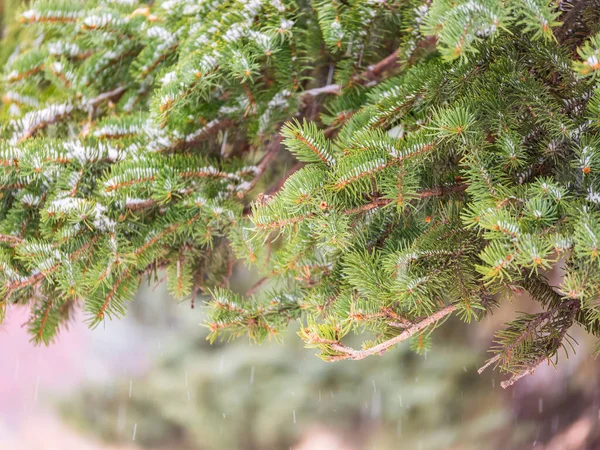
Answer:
0, 307, 144, 450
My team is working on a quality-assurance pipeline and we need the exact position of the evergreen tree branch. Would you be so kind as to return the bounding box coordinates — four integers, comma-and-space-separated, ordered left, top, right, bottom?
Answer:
499, 354, 548, 389
4, 0, 600, 387
499, 301, 578, 389
0, 235, 22, 246
325, 304, 457, 361
86, 86, 127, 109
160, 119, 237, 154
36, 297, 54, 343
264, 162, 305, 196
353, 48, 400, 86
242, 135, 283, 195
300, 84, 341, 99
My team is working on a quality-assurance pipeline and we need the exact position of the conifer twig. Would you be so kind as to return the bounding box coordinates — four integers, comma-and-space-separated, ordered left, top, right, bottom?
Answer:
161, 119, 236, 153
0, 234, 22, 245
246, 276, 268, 296
86, 86, 127, 108
499, 355, 548, 389
353, 49, 400, 85
264, 162, 304, 196
17, 86, 127, 143
489, 299, 580, 388
478, 309, 553, 375
300, 84, 341, 99
252, 183, 468, 228
240, 135, 284, 206
300, 48, 404, 100
36, 298, 54, 342
125, 198, 158, 211
327, 304, 457, 361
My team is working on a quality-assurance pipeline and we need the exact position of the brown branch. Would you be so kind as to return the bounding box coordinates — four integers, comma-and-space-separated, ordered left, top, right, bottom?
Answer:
6, 65, 44, 82
500, 355, 549, 389
17, 108, 74, 143
300, 84, 342, 100
124, 136, 280, 215
242, 135, 283, 194
160, 119, 236, 154
96, 269, 130, 320
125, 198, 158, 211
477, 353, 502, 375
344, 197, 392, 214
71, 235, 100, 260
86, 86, 127, 108
2, 234, 98, 314
264, 162, 305, 196
497, 300, 579, 389
346, 183, 468, 213
4, 234, 99, 296
105, 175, 156, 193
352, 49, 400, 86
5, 267, 57, 292
381, 307, 413, 328
132, 212, 201, 256
478, 310, 553, 375
96, 259, 170, 322
251, 183, 468, 227
323, 111, 356, 138
17, 86, 127, 143
349, 307, 413, 329
419, 182, 468, 198
388, 319, 412, 328
328, 304, 457, 361
141, 44, 179, 77
138, 171, 456, 229
36, 298, 54, 343
137, 259, 169, 280
253, 212, 315, 230
179, 169, 239, 180
317, 38, 436, 139
246, 276, 268, 296
334, 143, 437, 189
0, 234, 22, 246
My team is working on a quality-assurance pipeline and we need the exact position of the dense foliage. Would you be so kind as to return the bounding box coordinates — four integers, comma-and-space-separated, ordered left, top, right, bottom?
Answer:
2, 0, 600, 387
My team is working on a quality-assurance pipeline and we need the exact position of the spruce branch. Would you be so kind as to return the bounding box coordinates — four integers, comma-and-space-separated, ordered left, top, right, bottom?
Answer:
324, 304, 457, 361
0, 235, 22, 246
240, 134, 283, 196
86, 86, 127, 109
477, 301, 570, 375
300, 84, 342, 99
4, 0, 600, 388
15, 86, 127, 143
160, 119, 237, 154
353, 48, 400, 86
499, 300, 579, 389
499, 354, 548, 389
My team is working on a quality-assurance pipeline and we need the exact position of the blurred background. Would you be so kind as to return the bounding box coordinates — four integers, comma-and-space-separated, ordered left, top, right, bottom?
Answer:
2, 1, 600, 449
2, 276, 600, 450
